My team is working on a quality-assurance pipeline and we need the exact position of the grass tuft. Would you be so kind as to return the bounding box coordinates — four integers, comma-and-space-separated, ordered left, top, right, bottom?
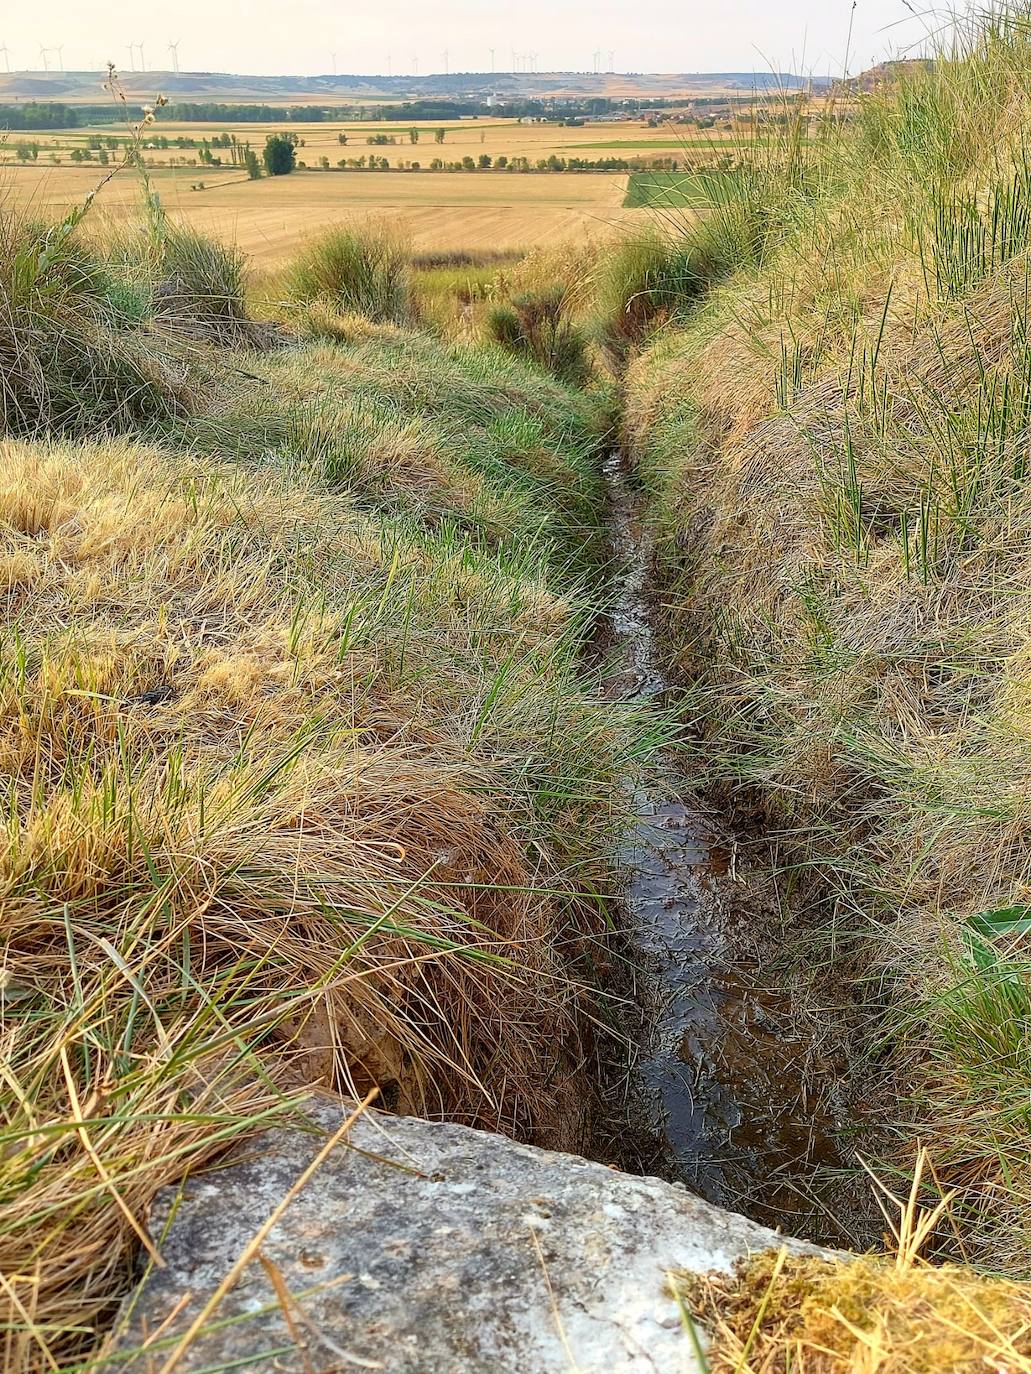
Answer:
0, 209, 190, 435
286, 223, 415, 325
487, 285, 592, 386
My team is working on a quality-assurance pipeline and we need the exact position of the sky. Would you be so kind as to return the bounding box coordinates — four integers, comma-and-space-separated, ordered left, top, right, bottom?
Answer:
2, 1, 942, 80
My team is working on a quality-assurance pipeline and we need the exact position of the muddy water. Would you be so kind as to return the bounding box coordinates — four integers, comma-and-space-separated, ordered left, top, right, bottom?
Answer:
602, 453, 858, 1246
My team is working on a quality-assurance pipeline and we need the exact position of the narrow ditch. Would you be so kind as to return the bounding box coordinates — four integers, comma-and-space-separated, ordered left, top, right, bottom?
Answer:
597, 451, 869, 1249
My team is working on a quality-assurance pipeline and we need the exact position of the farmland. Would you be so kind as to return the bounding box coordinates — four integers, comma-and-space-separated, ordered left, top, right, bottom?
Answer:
0, 112, 747, 255
622, 169, 735, 208
4, 161, 637, 259
0, 115, 738, 256
1, 112, 741, 167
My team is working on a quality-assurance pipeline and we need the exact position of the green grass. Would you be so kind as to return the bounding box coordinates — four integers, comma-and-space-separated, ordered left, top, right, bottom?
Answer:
623, 168, 744, 208
0, 203, 652, 1372
623, 2, 1031, 1276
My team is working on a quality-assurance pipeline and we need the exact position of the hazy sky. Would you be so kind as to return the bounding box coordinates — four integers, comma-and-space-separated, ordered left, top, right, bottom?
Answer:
4, 1, 938, 80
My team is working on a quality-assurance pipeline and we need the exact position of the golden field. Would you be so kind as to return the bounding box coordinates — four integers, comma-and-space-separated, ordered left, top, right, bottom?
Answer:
1, 161, 640, 258
5, 114, 739, 166
0, 116, 731, 256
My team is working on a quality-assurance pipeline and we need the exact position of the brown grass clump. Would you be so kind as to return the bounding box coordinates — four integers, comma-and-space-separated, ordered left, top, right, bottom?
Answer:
683, 1252, 1031, 1373
680, 1159, 1031, 1372
0, 436, 630, 1370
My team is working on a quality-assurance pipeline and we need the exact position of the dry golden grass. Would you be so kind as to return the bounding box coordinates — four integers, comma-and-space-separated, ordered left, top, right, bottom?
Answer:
685, 1251, 1031, 1373
623, 14, 1031, 1276
0, 421, 627, 1370
680, 1156, 1031, 1373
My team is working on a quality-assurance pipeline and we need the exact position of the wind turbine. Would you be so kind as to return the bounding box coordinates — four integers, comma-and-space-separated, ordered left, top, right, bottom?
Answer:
387, 52, 392, 77
330, 50, 337, 75
136, 41, 146, 72
54, 44, 64, 71
0, 44, 10, 73
126, 43, 135, 71
168, 40, 180, 73
608, 49, 615, 71
38, 44, 50, 72
490, 47, 495, 73
442, 48, 449, 76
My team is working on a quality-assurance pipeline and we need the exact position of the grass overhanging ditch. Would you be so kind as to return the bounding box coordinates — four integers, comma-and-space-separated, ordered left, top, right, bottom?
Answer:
0, 122, 666, 1368
619, 0, 1031, 1284
15, 20, 1031, 1363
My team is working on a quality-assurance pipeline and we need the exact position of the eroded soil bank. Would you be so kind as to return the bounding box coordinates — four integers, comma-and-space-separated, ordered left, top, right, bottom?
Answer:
595, 453, 873, 1250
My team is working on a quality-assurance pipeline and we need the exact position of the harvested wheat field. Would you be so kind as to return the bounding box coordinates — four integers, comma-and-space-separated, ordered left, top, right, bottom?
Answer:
2, 162, 639, 260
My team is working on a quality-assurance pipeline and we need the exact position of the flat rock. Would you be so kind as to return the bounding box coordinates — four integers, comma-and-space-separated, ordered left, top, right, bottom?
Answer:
114, 1096, 823, 1373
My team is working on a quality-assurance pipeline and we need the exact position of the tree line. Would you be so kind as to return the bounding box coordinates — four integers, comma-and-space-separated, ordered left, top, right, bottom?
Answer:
0, 92, 730, 132
259, 133, 687, 177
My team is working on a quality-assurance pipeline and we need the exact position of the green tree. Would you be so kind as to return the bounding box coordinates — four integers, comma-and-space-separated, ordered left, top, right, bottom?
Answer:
478, 153, 492, 168
263, 132, 297, 176
409, 127, 420, 144
434, 127, 446, 144
244, 148, 262, 179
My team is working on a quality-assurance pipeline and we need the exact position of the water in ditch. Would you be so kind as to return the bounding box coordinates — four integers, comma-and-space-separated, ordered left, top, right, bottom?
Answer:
600, 452, 864, 1247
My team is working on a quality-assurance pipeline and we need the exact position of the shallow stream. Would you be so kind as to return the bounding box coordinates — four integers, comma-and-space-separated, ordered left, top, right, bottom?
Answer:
601, 452, 860, 1246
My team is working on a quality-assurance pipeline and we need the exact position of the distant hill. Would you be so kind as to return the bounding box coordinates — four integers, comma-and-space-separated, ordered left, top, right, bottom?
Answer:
0, 68, 828, 106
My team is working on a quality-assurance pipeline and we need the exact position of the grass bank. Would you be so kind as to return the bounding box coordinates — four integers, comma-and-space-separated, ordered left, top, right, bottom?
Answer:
0, 197, 654, 1369
623, 10, 1031, 1273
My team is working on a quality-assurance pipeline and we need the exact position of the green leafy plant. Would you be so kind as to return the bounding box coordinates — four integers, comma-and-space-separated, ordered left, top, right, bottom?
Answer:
263, 132, 298, 176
